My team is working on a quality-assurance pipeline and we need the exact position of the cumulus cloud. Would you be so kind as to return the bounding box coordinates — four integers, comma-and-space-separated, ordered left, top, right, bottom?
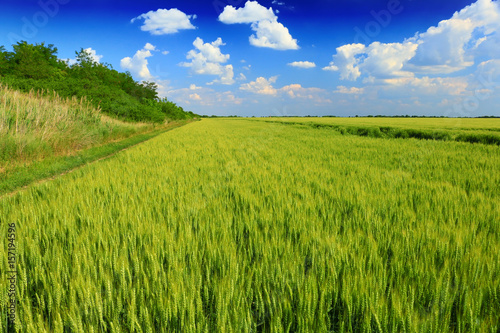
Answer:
189, 93, 202, 101
120, 44, 157, 80
132, 8, 197, 35
120, 44, 171, 97
168, 86, 244, 106
219, 1, 275, 23
143, 43, 156, 51
288, 61, 316, 69
181, 37, 235, 85
240, 76, 278, 95
323, 43, 366, 80
240, 77, 330, 104
406, 18, 475, 73
326, 0, 500, 80
362, 42, 418, 79
381, 77, 469, 96
249, 20, 298, 50
323, 42, 417, 81
476, 59, 500, 87
218, 1, 299, 50
335, 86, 365, 94
407, 0, 500, 73
280, 84, 325, 100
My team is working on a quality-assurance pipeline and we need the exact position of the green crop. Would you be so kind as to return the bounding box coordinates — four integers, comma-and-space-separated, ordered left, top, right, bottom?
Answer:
253, 117, 500, 145
1, 119, 499, 332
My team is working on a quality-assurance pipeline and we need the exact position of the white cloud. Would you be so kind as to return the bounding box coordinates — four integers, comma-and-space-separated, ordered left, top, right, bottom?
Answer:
335, 86, 365, 94
324, 42, 418, 81
120, 44, 156, 80
240, 76, 278, 95
189, 37, 229, 64
168, 86, 244, 107
189, 93, 202, 101
120, 44, 171, 97
181, 37, 235, 85
218, 1, 299, 50
280, 84, 324, 100
381, 77, 469, 96
326, 0, 500, 80
406, 19, 475, 73
143, 43, 156, 51
218, 1, 275, 23
288, 61, 316, 69
249, 19, 299, 50
322, 64, 339, 71
476, 59, 500, 87
323, 43, 366, 80
132, 8, 197, 35
362, 42, 418, 79
407, 0, 500, 73
240, 77, 330, 104
218, 91, 244, 105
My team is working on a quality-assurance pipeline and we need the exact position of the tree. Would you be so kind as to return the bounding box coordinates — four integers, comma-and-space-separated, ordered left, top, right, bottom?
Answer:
139, 81, 159, 100
0, 46, 7, 75
10, 41, 63, 79
74, 48, 99, 68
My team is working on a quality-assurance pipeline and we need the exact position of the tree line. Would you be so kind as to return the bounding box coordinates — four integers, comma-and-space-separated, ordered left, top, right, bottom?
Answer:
0, 41, 196, 122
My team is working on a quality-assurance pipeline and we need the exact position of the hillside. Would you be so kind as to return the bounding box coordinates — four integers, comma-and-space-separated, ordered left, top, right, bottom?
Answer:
0, 41, 196, 123
0, 84, 147, 164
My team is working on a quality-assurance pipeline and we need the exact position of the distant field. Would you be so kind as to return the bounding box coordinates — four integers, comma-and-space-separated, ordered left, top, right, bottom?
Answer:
1, 119, 499, 332
257, 117, 500, 131
251, 117, 500, 146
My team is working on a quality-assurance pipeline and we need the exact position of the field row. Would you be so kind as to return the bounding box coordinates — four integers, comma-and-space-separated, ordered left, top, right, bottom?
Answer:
251, 117, 500, 145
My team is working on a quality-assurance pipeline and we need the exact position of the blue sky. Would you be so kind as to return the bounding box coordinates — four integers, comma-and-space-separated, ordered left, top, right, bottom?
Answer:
1, 0, 499, 117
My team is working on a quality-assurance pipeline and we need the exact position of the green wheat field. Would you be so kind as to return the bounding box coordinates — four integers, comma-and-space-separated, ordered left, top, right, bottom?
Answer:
1, 118, 499, 332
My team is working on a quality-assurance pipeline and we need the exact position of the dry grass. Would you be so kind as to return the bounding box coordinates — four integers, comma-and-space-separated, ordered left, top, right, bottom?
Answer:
0, 84, 156, 170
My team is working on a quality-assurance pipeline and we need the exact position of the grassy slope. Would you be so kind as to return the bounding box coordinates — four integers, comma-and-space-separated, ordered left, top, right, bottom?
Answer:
0, 85, 155, 166
0, 84, 193, 196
